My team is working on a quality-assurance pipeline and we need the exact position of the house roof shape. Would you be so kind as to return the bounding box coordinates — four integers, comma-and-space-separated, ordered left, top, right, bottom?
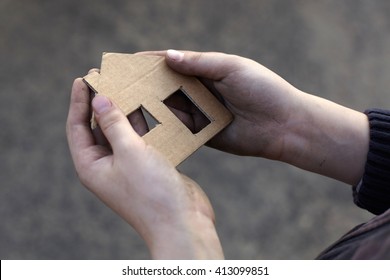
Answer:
83, 52, 232, 166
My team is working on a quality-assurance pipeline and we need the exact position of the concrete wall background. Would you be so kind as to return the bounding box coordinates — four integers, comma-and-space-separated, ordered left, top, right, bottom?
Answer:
1, 0, 389, 259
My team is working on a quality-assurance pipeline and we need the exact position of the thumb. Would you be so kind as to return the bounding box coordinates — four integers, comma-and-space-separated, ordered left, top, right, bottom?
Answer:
165, 49, 237, 81
92, 95, 143, 154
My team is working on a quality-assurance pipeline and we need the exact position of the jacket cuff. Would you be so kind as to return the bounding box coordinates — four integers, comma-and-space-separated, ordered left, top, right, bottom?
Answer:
353, 109, 390, 215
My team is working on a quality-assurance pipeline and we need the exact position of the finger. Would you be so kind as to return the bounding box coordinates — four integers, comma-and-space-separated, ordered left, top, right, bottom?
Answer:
163, 91, 196, 132
66, 78, 95, 158
92, 95, 144, 156
165, 49, 239, 81
165, 106, 195, 132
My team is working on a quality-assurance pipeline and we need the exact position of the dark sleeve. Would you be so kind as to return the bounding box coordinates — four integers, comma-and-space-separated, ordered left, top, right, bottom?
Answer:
353, 109, 390, 215
316, 209, 390, 259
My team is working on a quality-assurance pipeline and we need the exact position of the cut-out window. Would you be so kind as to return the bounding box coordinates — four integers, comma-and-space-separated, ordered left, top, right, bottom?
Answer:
127, 106, 160, 137
163, 88, 211, 134
141, 106, 160, 131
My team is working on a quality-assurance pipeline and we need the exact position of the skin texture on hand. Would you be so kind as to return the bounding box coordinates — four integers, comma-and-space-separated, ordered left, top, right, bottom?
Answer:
66, 78, 224, 259
138, 50, 369, 185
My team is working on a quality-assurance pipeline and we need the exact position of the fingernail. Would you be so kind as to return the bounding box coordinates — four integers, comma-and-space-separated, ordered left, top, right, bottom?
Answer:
167, 49, 184, 62
92, 95, 112, 114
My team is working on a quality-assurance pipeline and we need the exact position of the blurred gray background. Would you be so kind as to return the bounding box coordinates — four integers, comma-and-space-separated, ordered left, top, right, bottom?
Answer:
1, 0, 389, 259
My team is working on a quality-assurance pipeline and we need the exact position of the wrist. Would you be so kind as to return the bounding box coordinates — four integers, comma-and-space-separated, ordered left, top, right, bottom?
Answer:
146, 212, 224, 259
280, 91, 369, 184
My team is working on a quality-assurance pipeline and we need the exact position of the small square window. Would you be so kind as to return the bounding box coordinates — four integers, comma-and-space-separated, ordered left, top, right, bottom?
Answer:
127, 106, 160, 137
163, 88, 211, 134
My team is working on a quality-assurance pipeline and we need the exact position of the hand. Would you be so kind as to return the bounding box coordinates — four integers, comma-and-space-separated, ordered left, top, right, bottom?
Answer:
138, 50, 369, 185
138, 50, 298, 159
66, 77, 224, 259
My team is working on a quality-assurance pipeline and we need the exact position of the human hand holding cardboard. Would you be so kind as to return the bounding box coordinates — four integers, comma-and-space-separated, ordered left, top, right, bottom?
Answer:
66, 78, 223, 259
146, 50, 368, 185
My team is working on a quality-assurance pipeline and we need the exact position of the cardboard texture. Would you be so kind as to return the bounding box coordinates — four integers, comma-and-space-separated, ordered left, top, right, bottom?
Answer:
83, 52, 233, 166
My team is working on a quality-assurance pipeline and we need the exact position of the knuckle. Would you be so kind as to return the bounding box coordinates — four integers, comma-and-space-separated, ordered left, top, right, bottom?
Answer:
98, 109, 123, 132
191, 52, 204, 65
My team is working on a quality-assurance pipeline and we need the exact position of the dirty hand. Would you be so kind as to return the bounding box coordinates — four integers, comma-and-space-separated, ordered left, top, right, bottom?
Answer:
140, 50, 368, 185
66, 78, 223, 259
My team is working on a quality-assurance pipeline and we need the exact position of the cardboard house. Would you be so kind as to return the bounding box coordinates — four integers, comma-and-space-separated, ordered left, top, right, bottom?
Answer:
83, 52, 233, 166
